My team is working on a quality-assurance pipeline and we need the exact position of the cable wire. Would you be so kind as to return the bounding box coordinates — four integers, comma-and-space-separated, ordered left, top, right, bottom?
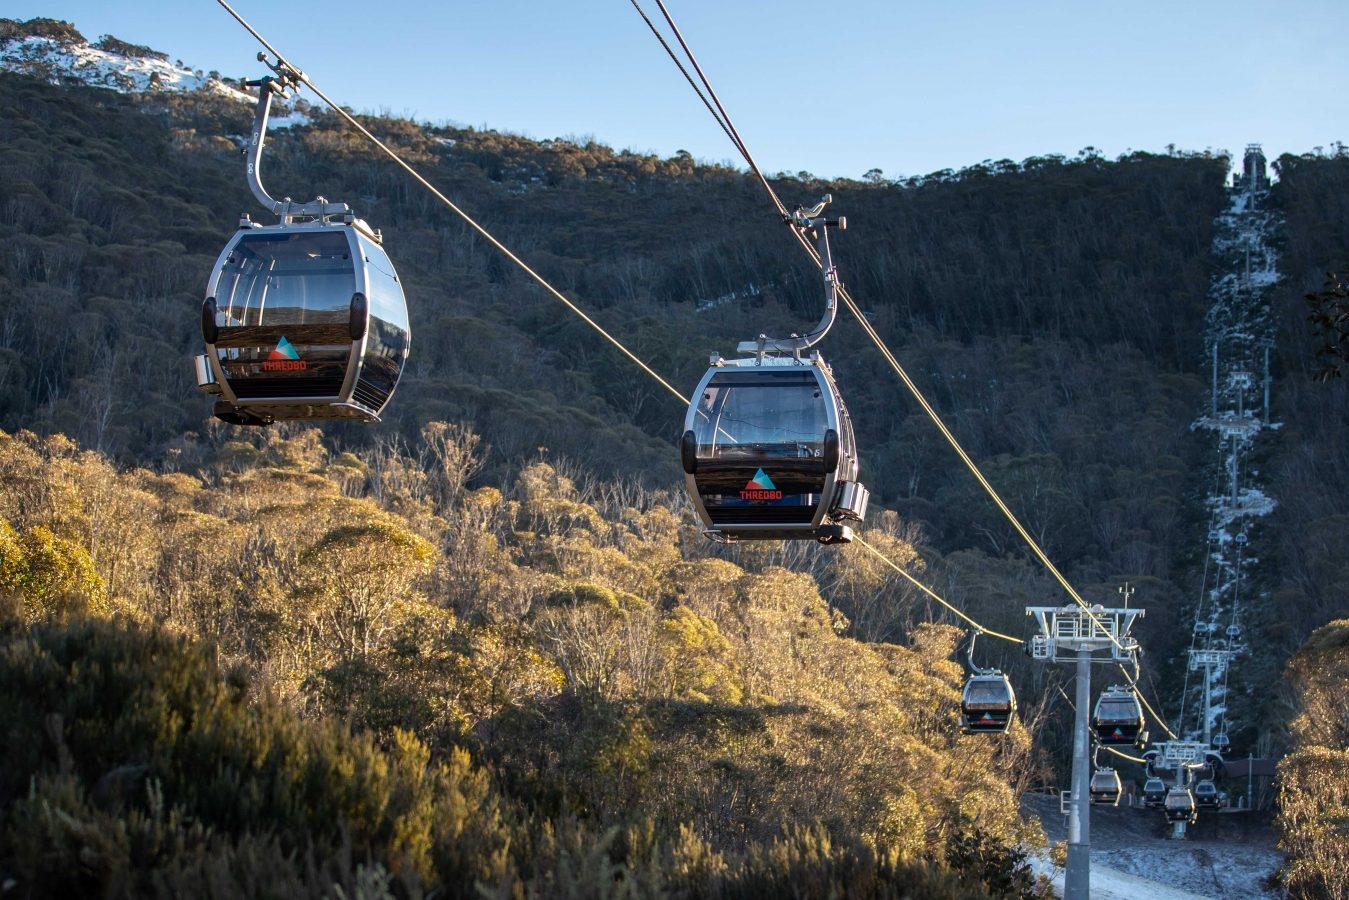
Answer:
633, 0, 1179, 741
215, 0, 689, 408
853, 535, 1021, 644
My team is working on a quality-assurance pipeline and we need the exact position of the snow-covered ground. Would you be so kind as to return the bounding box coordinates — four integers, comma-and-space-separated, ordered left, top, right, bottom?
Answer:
0, 33, 251, 103
1179, 147, 1283, 746
1024, 793, 1282, 899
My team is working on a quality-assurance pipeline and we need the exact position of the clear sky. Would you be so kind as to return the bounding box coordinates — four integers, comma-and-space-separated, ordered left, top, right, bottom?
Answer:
7, 0, 1346, 180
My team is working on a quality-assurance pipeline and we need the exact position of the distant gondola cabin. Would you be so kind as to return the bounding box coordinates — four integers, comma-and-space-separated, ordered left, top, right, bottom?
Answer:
959, 673, 1016, 734
1089, 768, 1122, 806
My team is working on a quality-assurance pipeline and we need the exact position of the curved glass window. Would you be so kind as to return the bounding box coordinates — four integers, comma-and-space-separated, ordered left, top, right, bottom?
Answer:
964, 679, 1011, 706
693, 370, 828, 460
1096, 698, 1141, 721
215, 230, 356, 328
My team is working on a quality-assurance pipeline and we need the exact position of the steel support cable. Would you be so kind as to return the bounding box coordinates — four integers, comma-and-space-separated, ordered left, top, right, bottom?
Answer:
633, 11, 1182, 742
626, 0, 743, 163
631, 2, 1172, 703
215, 0, 689, 408
651, 0, 787, 212
636, 0, 794, 220
853, 535, 1021, 644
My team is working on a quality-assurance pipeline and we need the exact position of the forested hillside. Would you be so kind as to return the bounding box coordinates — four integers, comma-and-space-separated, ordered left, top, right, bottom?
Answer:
2, 17, 1349, 896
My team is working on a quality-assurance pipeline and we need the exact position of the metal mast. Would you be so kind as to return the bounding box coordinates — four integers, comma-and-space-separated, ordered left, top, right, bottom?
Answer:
1026, 601, 1145, 900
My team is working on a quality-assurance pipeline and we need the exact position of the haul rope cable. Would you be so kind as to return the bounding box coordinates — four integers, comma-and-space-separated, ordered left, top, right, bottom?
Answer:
212, 1, 1008, 645
215, 0, 688, 408
634, 0, 1179, 739
854, 535, 1021, 644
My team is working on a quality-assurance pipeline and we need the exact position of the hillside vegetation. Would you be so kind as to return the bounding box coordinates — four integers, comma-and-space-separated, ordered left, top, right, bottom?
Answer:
1, 425, 1037, 897
2, 26, 1349, 894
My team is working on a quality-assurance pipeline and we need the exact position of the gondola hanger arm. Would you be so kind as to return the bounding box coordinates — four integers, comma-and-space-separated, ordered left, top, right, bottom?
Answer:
736, 195, 844, 357
243, 52, 351, 224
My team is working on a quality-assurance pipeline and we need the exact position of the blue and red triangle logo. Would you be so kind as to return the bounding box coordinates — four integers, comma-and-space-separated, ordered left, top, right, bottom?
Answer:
269, 336, 300, 360
745, 468, 776, 491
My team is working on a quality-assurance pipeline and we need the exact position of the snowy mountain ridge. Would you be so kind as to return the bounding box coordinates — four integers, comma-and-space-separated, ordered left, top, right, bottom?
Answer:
0, 17, 251, 104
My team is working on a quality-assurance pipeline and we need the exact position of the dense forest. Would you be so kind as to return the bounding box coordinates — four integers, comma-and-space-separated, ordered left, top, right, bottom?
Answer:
2, 17, 1349, 897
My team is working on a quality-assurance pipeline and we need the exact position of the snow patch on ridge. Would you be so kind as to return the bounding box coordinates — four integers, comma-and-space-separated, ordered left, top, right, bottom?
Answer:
0, 33, 251, 104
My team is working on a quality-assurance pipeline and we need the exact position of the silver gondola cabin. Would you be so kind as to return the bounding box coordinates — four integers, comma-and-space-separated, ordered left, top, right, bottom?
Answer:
678, 196, 868, 543
681, 352, 867, 543
195, 60, 409, 425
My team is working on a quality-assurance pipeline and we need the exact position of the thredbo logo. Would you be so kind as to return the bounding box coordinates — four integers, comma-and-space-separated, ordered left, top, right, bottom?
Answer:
740, 468, 782, 501
262, 337, 306, 371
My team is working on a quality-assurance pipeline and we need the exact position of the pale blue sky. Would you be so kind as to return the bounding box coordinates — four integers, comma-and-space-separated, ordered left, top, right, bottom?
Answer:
7, 1, 1346, 180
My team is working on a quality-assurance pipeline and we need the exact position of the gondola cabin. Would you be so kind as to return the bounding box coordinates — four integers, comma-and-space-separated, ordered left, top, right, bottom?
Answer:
1089, 768, 1122, 806
680, 353, 868, 543
1194, 779, 1227, 809
1164, 786, 1197, 823
1142, 777, 1167, 808
196, 215, 410, 426
959, 673, 1016, 734
1092, 686, 1145, 747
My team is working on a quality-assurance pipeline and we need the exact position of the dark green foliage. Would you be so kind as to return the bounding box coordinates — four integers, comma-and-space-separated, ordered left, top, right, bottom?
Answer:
0, 615, 1003, 898
1260, 151, 1349, 668
0, 615, 514, 895
944, 828, 1036, 900
1304, 270, 1349, 380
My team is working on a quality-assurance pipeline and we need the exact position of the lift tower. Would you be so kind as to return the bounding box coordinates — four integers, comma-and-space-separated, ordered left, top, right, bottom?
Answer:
1026, 599, 1145, 900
